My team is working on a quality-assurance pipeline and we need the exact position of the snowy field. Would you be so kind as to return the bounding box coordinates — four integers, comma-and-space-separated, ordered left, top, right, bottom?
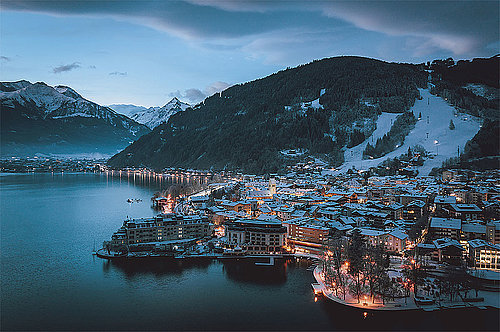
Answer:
330, 88, 482, 176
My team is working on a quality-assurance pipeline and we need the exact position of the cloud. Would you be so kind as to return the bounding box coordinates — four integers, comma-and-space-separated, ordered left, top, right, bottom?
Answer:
204, 81, 230, 96
52, 62, 80, 73
109, 71, 127, 76
2, 1, 498, 61
169, 81, 231, 103
182, 88, 206, 103
1, 56, 11, 61
318, 1, 499, 56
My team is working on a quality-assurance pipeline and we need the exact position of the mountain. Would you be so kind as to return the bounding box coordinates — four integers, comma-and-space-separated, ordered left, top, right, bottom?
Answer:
1, 80, 150, 157
107, 104, 148, 118
110, 98, 191, 130
108, 56, 428, 173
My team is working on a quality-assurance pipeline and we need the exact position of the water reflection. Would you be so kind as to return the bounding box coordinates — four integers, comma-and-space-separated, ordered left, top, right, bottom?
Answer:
105, 258, 212, 278
222, 259, 288, 285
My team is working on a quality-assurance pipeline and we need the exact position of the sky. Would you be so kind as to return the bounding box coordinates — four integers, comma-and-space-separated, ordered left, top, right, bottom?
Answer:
1, 0, 498, 107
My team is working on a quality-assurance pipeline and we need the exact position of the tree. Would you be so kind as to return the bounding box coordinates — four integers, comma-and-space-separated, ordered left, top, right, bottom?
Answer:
449, 119, 455, 130
324, 230, 348, 300
365, 244, 389, 303
418, 112, 422, 120
347, 228, 365, 303
402, 259, 425, 299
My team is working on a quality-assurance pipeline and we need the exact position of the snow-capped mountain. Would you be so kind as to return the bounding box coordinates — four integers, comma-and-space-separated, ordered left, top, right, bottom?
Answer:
1, 81, 148, 133
0, 80, 150, 157
110, 97, 190, 129
107, 104, 148, 118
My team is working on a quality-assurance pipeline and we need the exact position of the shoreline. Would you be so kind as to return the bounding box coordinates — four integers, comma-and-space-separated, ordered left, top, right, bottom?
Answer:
312, 264, 499, 312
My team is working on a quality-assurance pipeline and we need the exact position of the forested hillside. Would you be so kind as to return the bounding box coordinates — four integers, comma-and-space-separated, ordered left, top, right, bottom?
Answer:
108, 56, 427, 173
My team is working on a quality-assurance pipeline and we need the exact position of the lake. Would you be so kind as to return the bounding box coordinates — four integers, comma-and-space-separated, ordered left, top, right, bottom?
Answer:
1, 173, 498, 331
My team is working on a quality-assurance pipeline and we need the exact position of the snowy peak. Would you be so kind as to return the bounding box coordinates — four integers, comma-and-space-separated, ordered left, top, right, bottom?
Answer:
162, 97, 190, 111
0, 80, 32, 92
128, 97, 191, 129
54, 85, 84, 100
0, 80, 149, 135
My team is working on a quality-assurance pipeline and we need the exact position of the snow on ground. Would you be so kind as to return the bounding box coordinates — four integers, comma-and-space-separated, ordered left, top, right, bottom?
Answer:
330, 88, 481, 176
284, 97, 323, 114
343, 112, 399, 164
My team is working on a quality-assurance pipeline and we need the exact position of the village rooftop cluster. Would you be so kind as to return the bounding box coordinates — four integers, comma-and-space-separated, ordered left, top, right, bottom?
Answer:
101, 160, 500, 311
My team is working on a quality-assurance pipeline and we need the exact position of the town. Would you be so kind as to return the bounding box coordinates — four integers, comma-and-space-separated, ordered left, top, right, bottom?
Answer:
99, 160, 500, 313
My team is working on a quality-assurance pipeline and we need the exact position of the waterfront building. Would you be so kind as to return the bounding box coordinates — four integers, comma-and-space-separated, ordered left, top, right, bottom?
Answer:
467, 239, 500, 271
110, 214, 213, 248
224, 219, 287, 255
283, 217, 329, 255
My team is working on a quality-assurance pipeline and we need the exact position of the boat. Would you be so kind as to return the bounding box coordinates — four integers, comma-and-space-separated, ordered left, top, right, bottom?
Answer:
95, 248, 127, 259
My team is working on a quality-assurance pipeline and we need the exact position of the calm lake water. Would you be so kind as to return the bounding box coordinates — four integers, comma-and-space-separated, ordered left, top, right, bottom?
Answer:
1, 173, 498, 331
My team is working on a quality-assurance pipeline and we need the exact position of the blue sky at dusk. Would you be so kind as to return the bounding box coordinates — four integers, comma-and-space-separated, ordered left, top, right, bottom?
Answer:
1, 0, 498, 106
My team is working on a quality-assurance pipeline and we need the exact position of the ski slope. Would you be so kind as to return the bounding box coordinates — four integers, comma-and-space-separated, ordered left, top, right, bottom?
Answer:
344, 112, 399, 163
333, 88, 482, 176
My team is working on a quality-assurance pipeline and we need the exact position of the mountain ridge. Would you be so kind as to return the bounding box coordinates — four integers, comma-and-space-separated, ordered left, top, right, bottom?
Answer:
1, 80, 150, 156
109, 97, 191, 129
108, 56, 428, 173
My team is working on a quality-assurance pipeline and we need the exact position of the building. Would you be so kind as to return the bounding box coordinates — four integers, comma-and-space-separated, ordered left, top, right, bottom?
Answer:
443, 204, 482, 221
110, 214, 214, 249
486, 221, 500, 245
468, 239, 500, 271
283, 217, 329, 255
403, 200, 425, 220
220, 200, 252, 215
269, 178, 277, 196
385, 229, 409, 253
399, 193, 427, 206
224, 219, 287, 255
190, 195, 209, 209
428, 217, 462, 241
433, 195, 456, 213
357, 228, 387, 247
431, 238, 465, 265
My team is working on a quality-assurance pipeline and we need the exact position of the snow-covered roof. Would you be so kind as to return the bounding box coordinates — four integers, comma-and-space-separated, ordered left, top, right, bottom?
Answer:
388, 229, 408, 240
358, 227, 387, 237
429, 217, 461, 230
433, 195, 457, 204
468, 239, 500, 250
432, 238, 464, 250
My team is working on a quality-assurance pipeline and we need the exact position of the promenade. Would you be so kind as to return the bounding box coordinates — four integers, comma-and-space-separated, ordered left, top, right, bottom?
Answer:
313, 264, 500, 312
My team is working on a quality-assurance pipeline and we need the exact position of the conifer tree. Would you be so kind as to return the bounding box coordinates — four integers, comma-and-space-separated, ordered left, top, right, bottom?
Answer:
449, 119, 455, 130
